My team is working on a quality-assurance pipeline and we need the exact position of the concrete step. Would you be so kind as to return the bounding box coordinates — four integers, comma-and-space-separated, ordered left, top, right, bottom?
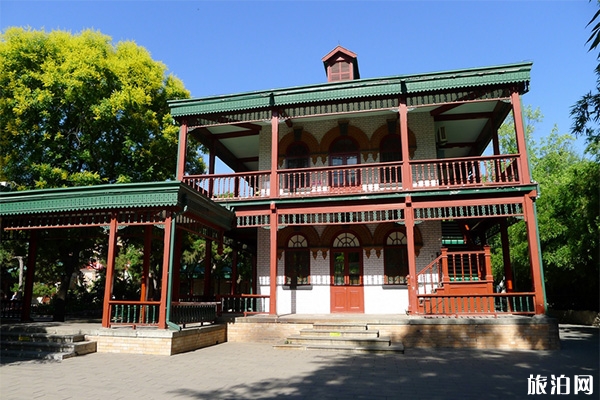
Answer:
1, 332, 86, 344
284, 334, 392, 348
274, 342, 405, 354
274, 322, 403, 354
298, 328, 380, 338
0, 331, 97, 361
312, 323, 368, 331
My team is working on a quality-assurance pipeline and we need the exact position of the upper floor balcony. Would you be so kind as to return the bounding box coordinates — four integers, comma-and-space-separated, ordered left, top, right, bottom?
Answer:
182, 153, 521, 202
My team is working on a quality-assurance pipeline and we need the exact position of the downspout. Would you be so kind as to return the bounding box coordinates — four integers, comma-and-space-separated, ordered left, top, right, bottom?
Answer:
166, 205, 187, 331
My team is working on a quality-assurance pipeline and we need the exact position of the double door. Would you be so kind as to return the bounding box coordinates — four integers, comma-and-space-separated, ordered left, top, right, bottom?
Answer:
330, 250, 364, 313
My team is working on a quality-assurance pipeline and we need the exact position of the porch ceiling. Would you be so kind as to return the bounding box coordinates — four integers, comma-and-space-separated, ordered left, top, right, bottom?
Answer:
191, 99, 511, 172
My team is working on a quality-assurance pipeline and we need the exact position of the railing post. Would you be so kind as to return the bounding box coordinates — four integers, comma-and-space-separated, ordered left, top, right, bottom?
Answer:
483, 245, 494, 291
441, 248, 450, 285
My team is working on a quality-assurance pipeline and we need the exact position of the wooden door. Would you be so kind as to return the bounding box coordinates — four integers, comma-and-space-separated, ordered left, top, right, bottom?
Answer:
330, 250, 364, 312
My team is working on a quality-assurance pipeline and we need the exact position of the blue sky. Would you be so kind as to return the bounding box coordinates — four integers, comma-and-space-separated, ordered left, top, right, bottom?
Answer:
2, 0, 597, 161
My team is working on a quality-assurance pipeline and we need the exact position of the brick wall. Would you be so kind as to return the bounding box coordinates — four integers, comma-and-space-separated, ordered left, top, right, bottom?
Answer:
87, 325, 227, 355
225, 318, 560, 350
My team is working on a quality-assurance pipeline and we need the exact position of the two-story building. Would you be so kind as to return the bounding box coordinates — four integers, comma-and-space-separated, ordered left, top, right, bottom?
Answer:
169, 46, 545, 318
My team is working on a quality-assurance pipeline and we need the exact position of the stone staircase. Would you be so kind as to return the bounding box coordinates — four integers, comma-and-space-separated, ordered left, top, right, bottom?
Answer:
274, 322, 404, 354
1, 328, 97, 361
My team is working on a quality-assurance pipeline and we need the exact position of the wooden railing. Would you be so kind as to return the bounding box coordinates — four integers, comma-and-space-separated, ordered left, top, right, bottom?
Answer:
416, 247, 492, 294
171, 302, 219, 327
182, 155, 522, 201
411, 154, 519, 188
216, 294, 269, 316
0, 299, 23, 319
417, 293, 536, 316
108, 300, 160, 328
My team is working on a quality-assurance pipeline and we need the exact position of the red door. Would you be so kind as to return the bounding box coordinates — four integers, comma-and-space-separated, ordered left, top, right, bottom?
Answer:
330, 250, 364, 313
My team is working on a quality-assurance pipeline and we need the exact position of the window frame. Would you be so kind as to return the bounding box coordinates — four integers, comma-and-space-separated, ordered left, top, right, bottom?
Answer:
383, 230, 409, 286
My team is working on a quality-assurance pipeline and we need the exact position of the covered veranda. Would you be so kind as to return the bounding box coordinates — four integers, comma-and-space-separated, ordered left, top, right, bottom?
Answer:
0, 181, 234, 329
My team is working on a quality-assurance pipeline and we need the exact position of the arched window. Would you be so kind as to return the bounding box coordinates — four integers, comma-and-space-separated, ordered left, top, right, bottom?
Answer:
384, 231, 408, 285
285, 142, 309, 192
333, 232, 360, 248
329, 137, 360, 187
380, 134, 402, 184
285, 234, 310, 287
331, 232, 362, 286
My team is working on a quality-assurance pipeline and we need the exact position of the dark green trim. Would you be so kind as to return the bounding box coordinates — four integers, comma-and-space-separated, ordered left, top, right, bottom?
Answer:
169, 62, 532, 117
219, 184, 539, 210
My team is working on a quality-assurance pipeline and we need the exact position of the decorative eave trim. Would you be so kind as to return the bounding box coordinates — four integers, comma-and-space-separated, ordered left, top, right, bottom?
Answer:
169, 62, 533, 118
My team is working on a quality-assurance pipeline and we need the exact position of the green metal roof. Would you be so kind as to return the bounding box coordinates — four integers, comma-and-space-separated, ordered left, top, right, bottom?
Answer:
169, 62, 532, 117
0, 182, 183, 215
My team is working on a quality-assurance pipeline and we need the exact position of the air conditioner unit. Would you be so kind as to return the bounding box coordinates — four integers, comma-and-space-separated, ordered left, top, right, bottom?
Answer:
437, 126, 447, 145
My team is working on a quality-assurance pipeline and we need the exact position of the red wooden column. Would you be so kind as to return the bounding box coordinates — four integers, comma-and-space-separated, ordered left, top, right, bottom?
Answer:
176, 119, 188, 181
269, 203, 278, 315
404, 197, 419, 314
171, 229, 183, 301
511, 91, 531, 184
270, 110, 280, 198
203, 239, 212, 298
499, 219, 515, 292
102, 213, 119, 327
20, 231, 38, 322
268, 109, 280, 315
523, 193, 546, 314
230, 247, 238, 295
158, 213, 173, 329
140, 225, 153, 301
399, 98, 413, 190
208, 140, 216, 197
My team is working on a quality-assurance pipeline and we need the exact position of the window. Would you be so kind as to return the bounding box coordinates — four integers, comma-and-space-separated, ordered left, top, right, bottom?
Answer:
285, 234, 310, 287
329, 60, 352, 81
285, 142, 309, 192
379, 134, 402, 184
329, 137, 360, 187
384, 231, 408, 285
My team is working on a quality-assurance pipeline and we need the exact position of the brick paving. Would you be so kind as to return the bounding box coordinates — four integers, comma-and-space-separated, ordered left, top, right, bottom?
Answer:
0, 325, 597, 400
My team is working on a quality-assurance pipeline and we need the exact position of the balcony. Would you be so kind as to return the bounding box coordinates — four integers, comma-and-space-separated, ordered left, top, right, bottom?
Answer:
182, 154, 521, 202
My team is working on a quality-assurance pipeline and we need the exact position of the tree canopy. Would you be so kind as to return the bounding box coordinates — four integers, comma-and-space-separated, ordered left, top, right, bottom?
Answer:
571, 0, 600, 160
492, 107, 599, 311
0, 27, 204, 190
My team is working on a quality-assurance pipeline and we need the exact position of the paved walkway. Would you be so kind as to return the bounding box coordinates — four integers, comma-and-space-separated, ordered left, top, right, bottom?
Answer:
1, 325, 597, 400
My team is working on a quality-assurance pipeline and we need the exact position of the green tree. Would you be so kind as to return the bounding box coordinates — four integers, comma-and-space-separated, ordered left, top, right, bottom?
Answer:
0, 27, 204, 189
0, 28, 205, 320
492, 108, 599, 311
571, 1, 600, 159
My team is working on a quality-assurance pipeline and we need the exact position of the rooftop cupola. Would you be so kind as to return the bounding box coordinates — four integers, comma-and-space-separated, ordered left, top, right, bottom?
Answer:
322, 45, 360, 82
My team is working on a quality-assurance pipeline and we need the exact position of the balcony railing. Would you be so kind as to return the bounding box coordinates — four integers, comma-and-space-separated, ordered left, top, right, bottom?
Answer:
182, 155, 521, 201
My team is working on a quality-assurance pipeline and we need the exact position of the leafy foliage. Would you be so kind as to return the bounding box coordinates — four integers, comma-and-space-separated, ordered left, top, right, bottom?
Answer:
0, 27, 204, 189
570, 1, 600, 160
491, 107, 599, 311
